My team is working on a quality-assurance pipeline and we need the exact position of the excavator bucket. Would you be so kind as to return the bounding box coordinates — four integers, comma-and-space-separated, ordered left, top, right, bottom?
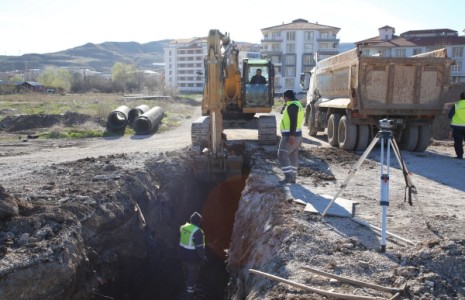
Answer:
193, 154, 243, 182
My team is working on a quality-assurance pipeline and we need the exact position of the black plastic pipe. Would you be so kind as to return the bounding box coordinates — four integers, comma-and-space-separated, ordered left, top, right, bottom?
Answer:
128, 104, 151, 125
133, 106, 164, 135
107, 105, 130, 131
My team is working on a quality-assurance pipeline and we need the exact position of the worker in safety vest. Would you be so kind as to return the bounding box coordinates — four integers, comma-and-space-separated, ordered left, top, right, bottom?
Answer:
278, 89, 304, 184
179, 212, 207, 298
448, 91, 465, 159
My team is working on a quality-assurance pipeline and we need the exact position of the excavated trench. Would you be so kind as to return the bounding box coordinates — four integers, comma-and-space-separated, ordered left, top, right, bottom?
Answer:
94, 158, 250, 300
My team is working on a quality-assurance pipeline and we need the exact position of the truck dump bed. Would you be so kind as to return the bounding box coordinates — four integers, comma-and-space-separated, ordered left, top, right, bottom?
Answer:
314, 48, 453, 116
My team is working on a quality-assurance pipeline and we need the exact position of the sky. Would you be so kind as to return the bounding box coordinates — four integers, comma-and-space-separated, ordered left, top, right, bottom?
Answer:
1, 0, 464, 56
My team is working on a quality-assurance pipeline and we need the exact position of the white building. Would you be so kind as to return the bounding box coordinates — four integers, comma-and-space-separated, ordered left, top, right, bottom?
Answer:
356, 26, 465, 83
260, 18, 340, 94
164, 37, 207, 93
164, 37, 262, 93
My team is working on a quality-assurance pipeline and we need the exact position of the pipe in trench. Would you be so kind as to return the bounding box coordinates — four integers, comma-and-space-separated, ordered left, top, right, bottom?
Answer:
128, 104, 151, 125
107, 105, 130, 131
133, 106, 165, 135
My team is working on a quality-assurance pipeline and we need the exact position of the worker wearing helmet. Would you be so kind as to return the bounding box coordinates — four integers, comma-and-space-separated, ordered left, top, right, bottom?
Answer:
278, 89, 304, 184
179, 212, 207, 299
449, 91, 465, 159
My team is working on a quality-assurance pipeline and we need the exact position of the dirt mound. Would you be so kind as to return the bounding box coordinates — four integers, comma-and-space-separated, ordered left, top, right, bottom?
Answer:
0, 112, 104, 132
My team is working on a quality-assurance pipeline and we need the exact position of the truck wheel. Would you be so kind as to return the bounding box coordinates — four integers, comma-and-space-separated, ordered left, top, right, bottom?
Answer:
338, 115, 357, 150
308, 105, 318, 137
327, 113, 340, 146
356, 124, 370, 151
400, 125, 419, 151
414, 125, 432, 152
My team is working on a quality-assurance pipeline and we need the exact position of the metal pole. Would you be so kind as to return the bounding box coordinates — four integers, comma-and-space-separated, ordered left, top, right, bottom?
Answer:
379, 125, 392, 253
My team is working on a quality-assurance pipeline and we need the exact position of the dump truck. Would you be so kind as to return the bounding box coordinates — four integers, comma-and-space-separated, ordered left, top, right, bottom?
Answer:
300, 48, 454, 152
191, 29, 276, 181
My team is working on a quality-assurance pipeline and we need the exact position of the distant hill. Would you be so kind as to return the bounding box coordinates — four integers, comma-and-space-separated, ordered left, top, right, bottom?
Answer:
0, 40, 357, 73
0, 40, 172, 73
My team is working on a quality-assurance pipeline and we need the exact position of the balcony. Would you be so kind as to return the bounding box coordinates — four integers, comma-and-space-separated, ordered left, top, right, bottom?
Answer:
317, 38, 340, 43
261, 37, 283, 42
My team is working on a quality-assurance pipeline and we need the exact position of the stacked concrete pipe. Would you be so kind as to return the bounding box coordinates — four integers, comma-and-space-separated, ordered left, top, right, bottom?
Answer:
133, 106, 165, 135
106, 105, 130, 131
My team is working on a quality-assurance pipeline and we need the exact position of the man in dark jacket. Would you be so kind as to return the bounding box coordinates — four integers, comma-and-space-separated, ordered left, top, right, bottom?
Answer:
448, 91, 465, 159
250, 68, 267, 84
179, 212, 207, 298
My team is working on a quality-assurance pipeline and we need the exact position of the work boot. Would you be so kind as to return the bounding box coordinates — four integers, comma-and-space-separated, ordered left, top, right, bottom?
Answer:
279, 174, 294, 184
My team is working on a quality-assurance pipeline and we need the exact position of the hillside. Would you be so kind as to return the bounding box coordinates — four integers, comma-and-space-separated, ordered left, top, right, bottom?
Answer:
0, 40, 171, 73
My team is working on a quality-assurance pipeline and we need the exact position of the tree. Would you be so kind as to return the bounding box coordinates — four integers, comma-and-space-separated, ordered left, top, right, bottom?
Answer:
111, 62, 137, 93
37, 68, 72, 92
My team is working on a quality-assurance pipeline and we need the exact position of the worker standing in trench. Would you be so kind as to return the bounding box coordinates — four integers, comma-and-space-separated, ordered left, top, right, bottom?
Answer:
179, 212, 207, 299
278, 89, 305, 184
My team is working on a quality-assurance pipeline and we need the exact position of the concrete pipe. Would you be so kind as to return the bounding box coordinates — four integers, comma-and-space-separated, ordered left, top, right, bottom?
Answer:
133, 106, 165, 135
107, 105, 130, 131
128, 104, 150, 125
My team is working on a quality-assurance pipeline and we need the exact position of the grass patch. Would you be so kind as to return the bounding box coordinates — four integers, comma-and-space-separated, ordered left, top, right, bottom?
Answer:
0, 93, 201, 138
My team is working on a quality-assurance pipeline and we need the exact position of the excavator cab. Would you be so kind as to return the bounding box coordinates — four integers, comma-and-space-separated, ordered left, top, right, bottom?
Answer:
243, 59, 275, 111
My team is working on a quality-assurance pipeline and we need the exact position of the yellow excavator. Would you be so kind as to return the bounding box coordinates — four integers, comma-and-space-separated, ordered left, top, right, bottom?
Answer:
191, 29, 276, 181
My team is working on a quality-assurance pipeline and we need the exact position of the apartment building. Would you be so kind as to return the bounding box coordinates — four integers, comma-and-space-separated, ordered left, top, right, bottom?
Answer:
164, 37, 207, 93
260, 18, 340, 94
356, 26, 465, 83
164, 37, 261, 93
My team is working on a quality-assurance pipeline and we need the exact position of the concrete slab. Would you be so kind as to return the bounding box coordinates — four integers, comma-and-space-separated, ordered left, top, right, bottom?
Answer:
287, 184, 356, 218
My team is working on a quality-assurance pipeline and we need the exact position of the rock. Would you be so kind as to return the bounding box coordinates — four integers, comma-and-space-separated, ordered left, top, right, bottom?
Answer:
0, 190, 19, 219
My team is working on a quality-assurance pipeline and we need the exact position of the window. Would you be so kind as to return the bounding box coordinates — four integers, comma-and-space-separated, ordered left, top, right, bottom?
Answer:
286, 43, 295, 53
451, 61, 462, 73
284, 78, 294, 89
270, 55, 281, 64
412, 48, 422, 56
285, 54, 296, 65
285, 66, 296, 77
272, 32, 281, 39
304, 43, 314, 52
302, 66, 313, 73
272, 43, 281, 52
286, 31, 295, 41
395, 49, 406, 57
304, 31, 314, 41
320, 32, 329, 39
302, 54, 315, 65
319, 42, 330, 49
452, 47, 464, 58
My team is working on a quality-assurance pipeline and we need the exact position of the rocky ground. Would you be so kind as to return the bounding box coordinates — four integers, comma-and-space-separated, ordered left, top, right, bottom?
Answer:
0, 102, 464, 300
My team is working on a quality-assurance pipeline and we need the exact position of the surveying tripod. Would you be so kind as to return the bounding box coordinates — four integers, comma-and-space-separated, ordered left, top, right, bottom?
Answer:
321, 119, 428, 252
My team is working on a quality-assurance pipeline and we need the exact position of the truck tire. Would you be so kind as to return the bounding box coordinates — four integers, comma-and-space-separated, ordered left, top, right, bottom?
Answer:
400, 125, 419, 151
356, 124, 370, 151
327, 113, 340, 146
338, 115, 357, 150
414, 125, 432, 152
307, 104, 318, 137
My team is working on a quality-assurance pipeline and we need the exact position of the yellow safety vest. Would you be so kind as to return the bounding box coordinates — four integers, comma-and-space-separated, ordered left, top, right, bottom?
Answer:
280, 100, 304, 135
179, 223, 205, 250
451, 99, 465, 126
